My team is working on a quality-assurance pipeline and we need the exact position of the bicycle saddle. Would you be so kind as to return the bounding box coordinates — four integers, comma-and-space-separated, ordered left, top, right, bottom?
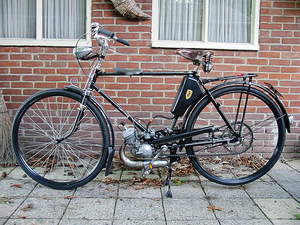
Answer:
114, 67, 143, 76
176, 49, 214, 62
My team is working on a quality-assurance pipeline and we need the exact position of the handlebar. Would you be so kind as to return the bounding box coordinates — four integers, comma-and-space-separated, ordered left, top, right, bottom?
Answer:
92, 23, 130, 46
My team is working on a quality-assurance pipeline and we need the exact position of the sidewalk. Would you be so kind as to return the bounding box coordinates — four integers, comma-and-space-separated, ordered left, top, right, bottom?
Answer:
0, 159, 299, 225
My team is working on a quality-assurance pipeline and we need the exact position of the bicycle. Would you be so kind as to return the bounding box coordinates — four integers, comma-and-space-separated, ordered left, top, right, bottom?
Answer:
11, 22, 293, 197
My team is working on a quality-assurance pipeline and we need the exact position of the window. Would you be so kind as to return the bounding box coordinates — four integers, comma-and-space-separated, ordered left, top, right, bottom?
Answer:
0, 0, 91, 46
152, 0, 260, 50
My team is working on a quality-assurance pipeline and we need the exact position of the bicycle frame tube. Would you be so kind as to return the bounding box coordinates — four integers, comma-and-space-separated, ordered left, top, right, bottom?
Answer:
91, 82, 147, 132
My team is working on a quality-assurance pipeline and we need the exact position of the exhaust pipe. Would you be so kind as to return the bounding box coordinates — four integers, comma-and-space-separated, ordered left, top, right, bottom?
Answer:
119, 144, 168, 168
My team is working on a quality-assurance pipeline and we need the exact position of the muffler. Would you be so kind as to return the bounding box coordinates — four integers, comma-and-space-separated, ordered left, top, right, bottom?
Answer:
119, 144, 168, 168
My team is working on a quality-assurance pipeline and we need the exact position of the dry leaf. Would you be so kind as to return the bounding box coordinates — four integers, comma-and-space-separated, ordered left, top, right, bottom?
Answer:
1, 172, 7, 178
21, 203, 34, 211
18, 215, 27, 219
151, 198, 161, 201
11, 184, 23, 188
207, 205, 223, 211
64, 195, 74, 199
106, 188, 115, 192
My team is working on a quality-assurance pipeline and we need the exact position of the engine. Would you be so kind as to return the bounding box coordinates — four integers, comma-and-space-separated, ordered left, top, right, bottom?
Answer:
122, 128, 153, 158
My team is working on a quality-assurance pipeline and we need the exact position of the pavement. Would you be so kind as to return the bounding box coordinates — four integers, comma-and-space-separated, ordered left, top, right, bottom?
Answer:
0, 158, 299, 225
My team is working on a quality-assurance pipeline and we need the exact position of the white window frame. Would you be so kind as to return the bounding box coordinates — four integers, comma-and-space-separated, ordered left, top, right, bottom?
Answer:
0, 0, 92, 47
151, 0, 260, 51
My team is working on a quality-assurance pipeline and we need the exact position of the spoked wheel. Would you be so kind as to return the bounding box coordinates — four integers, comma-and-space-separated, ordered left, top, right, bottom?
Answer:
186, 85, 286, 185
11, 89, 109, 189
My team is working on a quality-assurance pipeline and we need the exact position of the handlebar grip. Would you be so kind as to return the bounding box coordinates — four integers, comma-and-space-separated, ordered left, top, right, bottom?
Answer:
98, 27, 130, 46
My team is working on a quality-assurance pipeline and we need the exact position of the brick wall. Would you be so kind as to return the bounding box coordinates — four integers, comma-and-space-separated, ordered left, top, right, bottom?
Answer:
0, 0, 299, 157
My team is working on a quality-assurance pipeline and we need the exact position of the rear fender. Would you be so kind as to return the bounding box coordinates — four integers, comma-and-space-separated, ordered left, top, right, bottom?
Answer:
182, 80, 291, 133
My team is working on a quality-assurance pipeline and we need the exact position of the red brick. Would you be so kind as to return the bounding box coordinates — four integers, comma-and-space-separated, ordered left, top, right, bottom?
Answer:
271, 31, 293, 37
22, 47, 44, 53
57, 69, 79, 74
260, 8, 283, 15
284, 9, 300, 16
34, 54, 56, 60
10, 68, 32, 74
259, 66, 280, 72
34, 82, 57, 88
10, 54, 32, 60
0, 61, 20, 67
270, 45, 291, 51
273, 17, 294, 23
273, 2, 296, 8
236, 65, 258, 72
282, 38, 300, 44
281, 67, 300, 73
247, 59, 268, 65
270, 59, 290, 66
22, 61, 44, 67
33, 68, 55, 74
0, 47, 21, 52
283, 24, 300, 30
129, 83, 151, 90
11, 82, 33, 88
259, 52, 280, 58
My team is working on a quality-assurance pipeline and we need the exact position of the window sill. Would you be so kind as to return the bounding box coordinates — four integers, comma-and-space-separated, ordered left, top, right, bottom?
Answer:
0, 38, 91, 47
151, 40, 259, 51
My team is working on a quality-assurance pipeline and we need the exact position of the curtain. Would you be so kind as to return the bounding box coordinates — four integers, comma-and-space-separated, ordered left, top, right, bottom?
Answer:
158, 0, 252, 43
159, 0, 203, 41
43, 0, 86, 39
208, 0, 252, 43
0, 0, 36, 38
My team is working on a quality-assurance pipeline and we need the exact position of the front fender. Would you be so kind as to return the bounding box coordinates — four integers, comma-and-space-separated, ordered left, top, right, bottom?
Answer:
65, 85, 116, 174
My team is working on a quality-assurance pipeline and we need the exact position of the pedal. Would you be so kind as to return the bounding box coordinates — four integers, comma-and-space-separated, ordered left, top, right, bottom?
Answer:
141, 163, 153, 178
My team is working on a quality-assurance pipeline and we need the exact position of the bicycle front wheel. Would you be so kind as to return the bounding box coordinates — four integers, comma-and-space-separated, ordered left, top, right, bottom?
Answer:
186, 85, 286, 185
12, 89, 109, 189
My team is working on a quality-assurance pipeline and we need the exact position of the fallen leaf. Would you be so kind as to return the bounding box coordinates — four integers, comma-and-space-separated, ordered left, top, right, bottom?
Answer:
18, 215, 27, 219
1, 172, 7, 178
151, 198, 161, 201
21, 203, 34, 211
106, 188, 115, 192
207, 205, 223, 211
11, 184, 23, 188
64, 195, 74, 199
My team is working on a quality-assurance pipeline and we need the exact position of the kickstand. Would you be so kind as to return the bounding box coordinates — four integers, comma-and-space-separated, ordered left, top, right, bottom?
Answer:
165, 163, 174, 198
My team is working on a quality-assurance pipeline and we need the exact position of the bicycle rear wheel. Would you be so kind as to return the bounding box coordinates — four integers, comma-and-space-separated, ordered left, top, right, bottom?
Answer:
186, 85, 286, 185
11, 89, 109, 189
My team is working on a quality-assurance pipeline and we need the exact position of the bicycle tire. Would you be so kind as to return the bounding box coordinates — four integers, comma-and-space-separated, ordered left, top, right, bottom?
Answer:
11, 89, 109, 189
185, 85, 286, 185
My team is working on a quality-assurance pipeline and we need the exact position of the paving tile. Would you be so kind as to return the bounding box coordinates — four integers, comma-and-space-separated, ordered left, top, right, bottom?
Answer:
200, 182, 249, 199
278, 181, 300, 201
272, 220, 300, 225
113, 219, 166, 225
29, 184, 75, 198
285, 159, 300, 171
245, 181, 290, 198
5, 218, 60, 224
268, 168, 300, 183
11, 197, 69, 219
0, 179, 36, 197
167, 220, 219, 225
74, 181, 119, 198
60, 219, 112, 225
62, 198, 115, 220
218, 219, 272, 225
118, 183, 162, 199
161, 181, 205, 199
253, 199, 300, 220
0, 197, 26, 218
6, 167, 32, 180
211, 197, 266, 220
114, 198, 164, 221
163, 198, 215, 221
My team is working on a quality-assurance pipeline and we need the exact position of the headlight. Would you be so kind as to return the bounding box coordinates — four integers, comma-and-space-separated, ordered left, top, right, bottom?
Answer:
73, 47, 93, 59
